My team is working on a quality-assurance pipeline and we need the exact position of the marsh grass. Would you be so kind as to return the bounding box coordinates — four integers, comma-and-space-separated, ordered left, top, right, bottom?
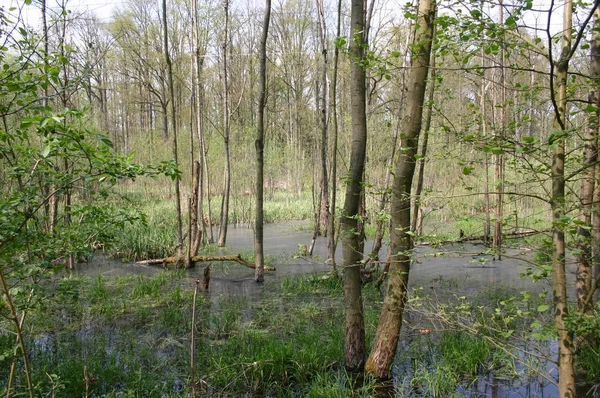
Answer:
397, 330, 514, 397
0, 271, 382, 397
1, 266, 574, 397
105, 190, 316, 261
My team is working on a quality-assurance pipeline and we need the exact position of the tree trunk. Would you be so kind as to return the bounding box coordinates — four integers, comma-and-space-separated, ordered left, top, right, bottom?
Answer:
190, 161, 201, 258
411, 37, 436, 235
341, 0, 368, 372
365, 0, 435, 378
340, 0, 367, 372
255, 0, 271, 283
550, 0, 576, 394
370, 32, 412, 267
493, 0, 506, 261
481, 47, 491, 244
327, 0, 342, 271
577, 7, 600, 314
218, 0, 231, 248
162, 0, 183, 258
316, 0, 330, 237
192, 0, 208, 245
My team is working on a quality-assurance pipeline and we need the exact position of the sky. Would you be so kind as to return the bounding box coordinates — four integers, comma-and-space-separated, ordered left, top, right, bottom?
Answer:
1, 0, 119, 27
0, 0, 583, 42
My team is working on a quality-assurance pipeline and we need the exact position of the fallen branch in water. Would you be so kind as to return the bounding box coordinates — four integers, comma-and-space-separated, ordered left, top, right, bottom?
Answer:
135, 254, 276, 271
418, 228, 551, 246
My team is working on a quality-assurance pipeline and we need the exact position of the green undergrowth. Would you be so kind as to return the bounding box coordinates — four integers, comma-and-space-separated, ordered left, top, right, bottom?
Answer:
103, 190, 315, 261
3, 267, 592, 397
0, 271, 379, 397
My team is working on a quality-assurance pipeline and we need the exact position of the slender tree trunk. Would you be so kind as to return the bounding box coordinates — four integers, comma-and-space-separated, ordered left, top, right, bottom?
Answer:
411, 47, 436, 235
203, 124, 214, 243
365, 0, 435, 378
481, 48, 492, 244
163, 0, 183, 257
594, 14, 600, 299
550, 0, 576, 394
493, 0, 506, 260
218, 0, 231, 247
41, 0, 53, 233
192, 0, 208, 244
255, 0, 271, 283
579, 7, 600, 314
371, 32, 412, 264
327, 0, 342, 270
316, 0, 330, 237
341, 0, 368, 372
190, 161, 201, 258
162, 101, 169, 141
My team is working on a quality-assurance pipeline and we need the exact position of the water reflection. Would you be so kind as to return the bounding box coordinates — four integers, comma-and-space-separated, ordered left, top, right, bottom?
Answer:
71, 222, 590, 397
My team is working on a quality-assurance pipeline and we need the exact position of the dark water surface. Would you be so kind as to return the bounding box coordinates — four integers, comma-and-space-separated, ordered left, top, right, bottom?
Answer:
74, 221, 592, 397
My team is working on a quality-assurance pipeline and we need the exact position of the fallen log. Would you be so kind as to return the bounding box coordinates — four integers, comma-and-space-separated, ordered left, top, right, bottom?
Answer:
136, 254, 276, 271
418, 228, 551, 246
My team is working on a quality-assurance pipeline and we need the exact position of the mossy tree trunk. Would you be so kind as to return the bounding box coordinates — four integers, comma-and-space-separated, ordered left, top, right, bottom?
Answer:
365, 0, 435, 378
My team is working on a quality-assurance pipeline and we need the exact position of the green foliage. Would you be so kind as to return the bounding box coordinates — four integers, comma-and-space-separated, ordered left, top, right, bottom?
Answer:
0, 13, 170, 396
0, 271, 379, 396
439, 331, 491, 376
280, 272, 343, 295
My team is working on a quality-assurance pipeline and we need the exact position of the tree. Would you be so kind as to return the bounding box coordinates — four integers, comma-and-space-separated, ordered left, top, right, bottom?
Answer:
255, 0, 272, 283
547, 0, 578, 393
341, 0, 368, 372
577, 6, 600, 315
315, 0, 330, 238
365, 0, 436, 378
162, 0, 183, 257
0, 8, 164, 395
218, 0, 231, 247
327, 0, 342, 270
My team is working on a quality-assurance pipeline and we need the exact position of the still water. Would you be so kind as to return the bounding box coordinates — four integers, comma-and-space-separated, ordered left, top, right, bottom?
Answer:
75, 221, 593, 398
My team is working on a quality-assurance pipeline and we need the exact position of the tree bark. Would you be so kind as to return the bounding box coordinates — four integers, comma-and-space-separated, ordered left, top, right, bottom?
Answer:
218, 0, 231, 247
365, 0, 435, 378
190, 161, 201, 258
255, 0, 271, 283
316, 0, 330, 238
327, 0, 342, 271
577, 7, 600, 314
493, 0, 506, 260
136, 254, 275, 271
162, 0, 183, 258
341, 0, 368, 372
550, 0, 576, 394
192, 0, 208, 245
411, 36, 436, 235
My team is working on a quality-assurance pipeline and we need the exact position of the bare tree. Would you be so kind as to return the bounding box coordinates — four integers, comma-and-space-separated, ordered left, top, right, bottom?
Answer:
255, 0, 272, 282
162, 0, 183, 257
218, 0, 231, 247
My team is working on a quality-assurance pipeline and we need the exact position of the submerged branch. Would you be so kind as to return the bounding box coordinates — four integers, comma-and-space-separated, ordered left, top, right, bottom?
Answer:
136, 254, 276, 271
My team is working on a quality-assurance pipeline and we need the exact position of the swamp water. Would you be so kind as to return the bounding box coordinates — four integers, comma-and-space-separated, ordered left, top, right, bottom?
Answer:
4, 221, 597, 397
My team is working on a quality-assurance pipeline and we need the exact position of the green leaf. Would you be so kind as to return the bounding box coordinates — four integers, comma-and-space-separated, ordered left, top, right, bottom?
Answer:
462, 167, 472, 175
505, 15, 517, 28
537, 304, 549, 313
40, 145, 51, 158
